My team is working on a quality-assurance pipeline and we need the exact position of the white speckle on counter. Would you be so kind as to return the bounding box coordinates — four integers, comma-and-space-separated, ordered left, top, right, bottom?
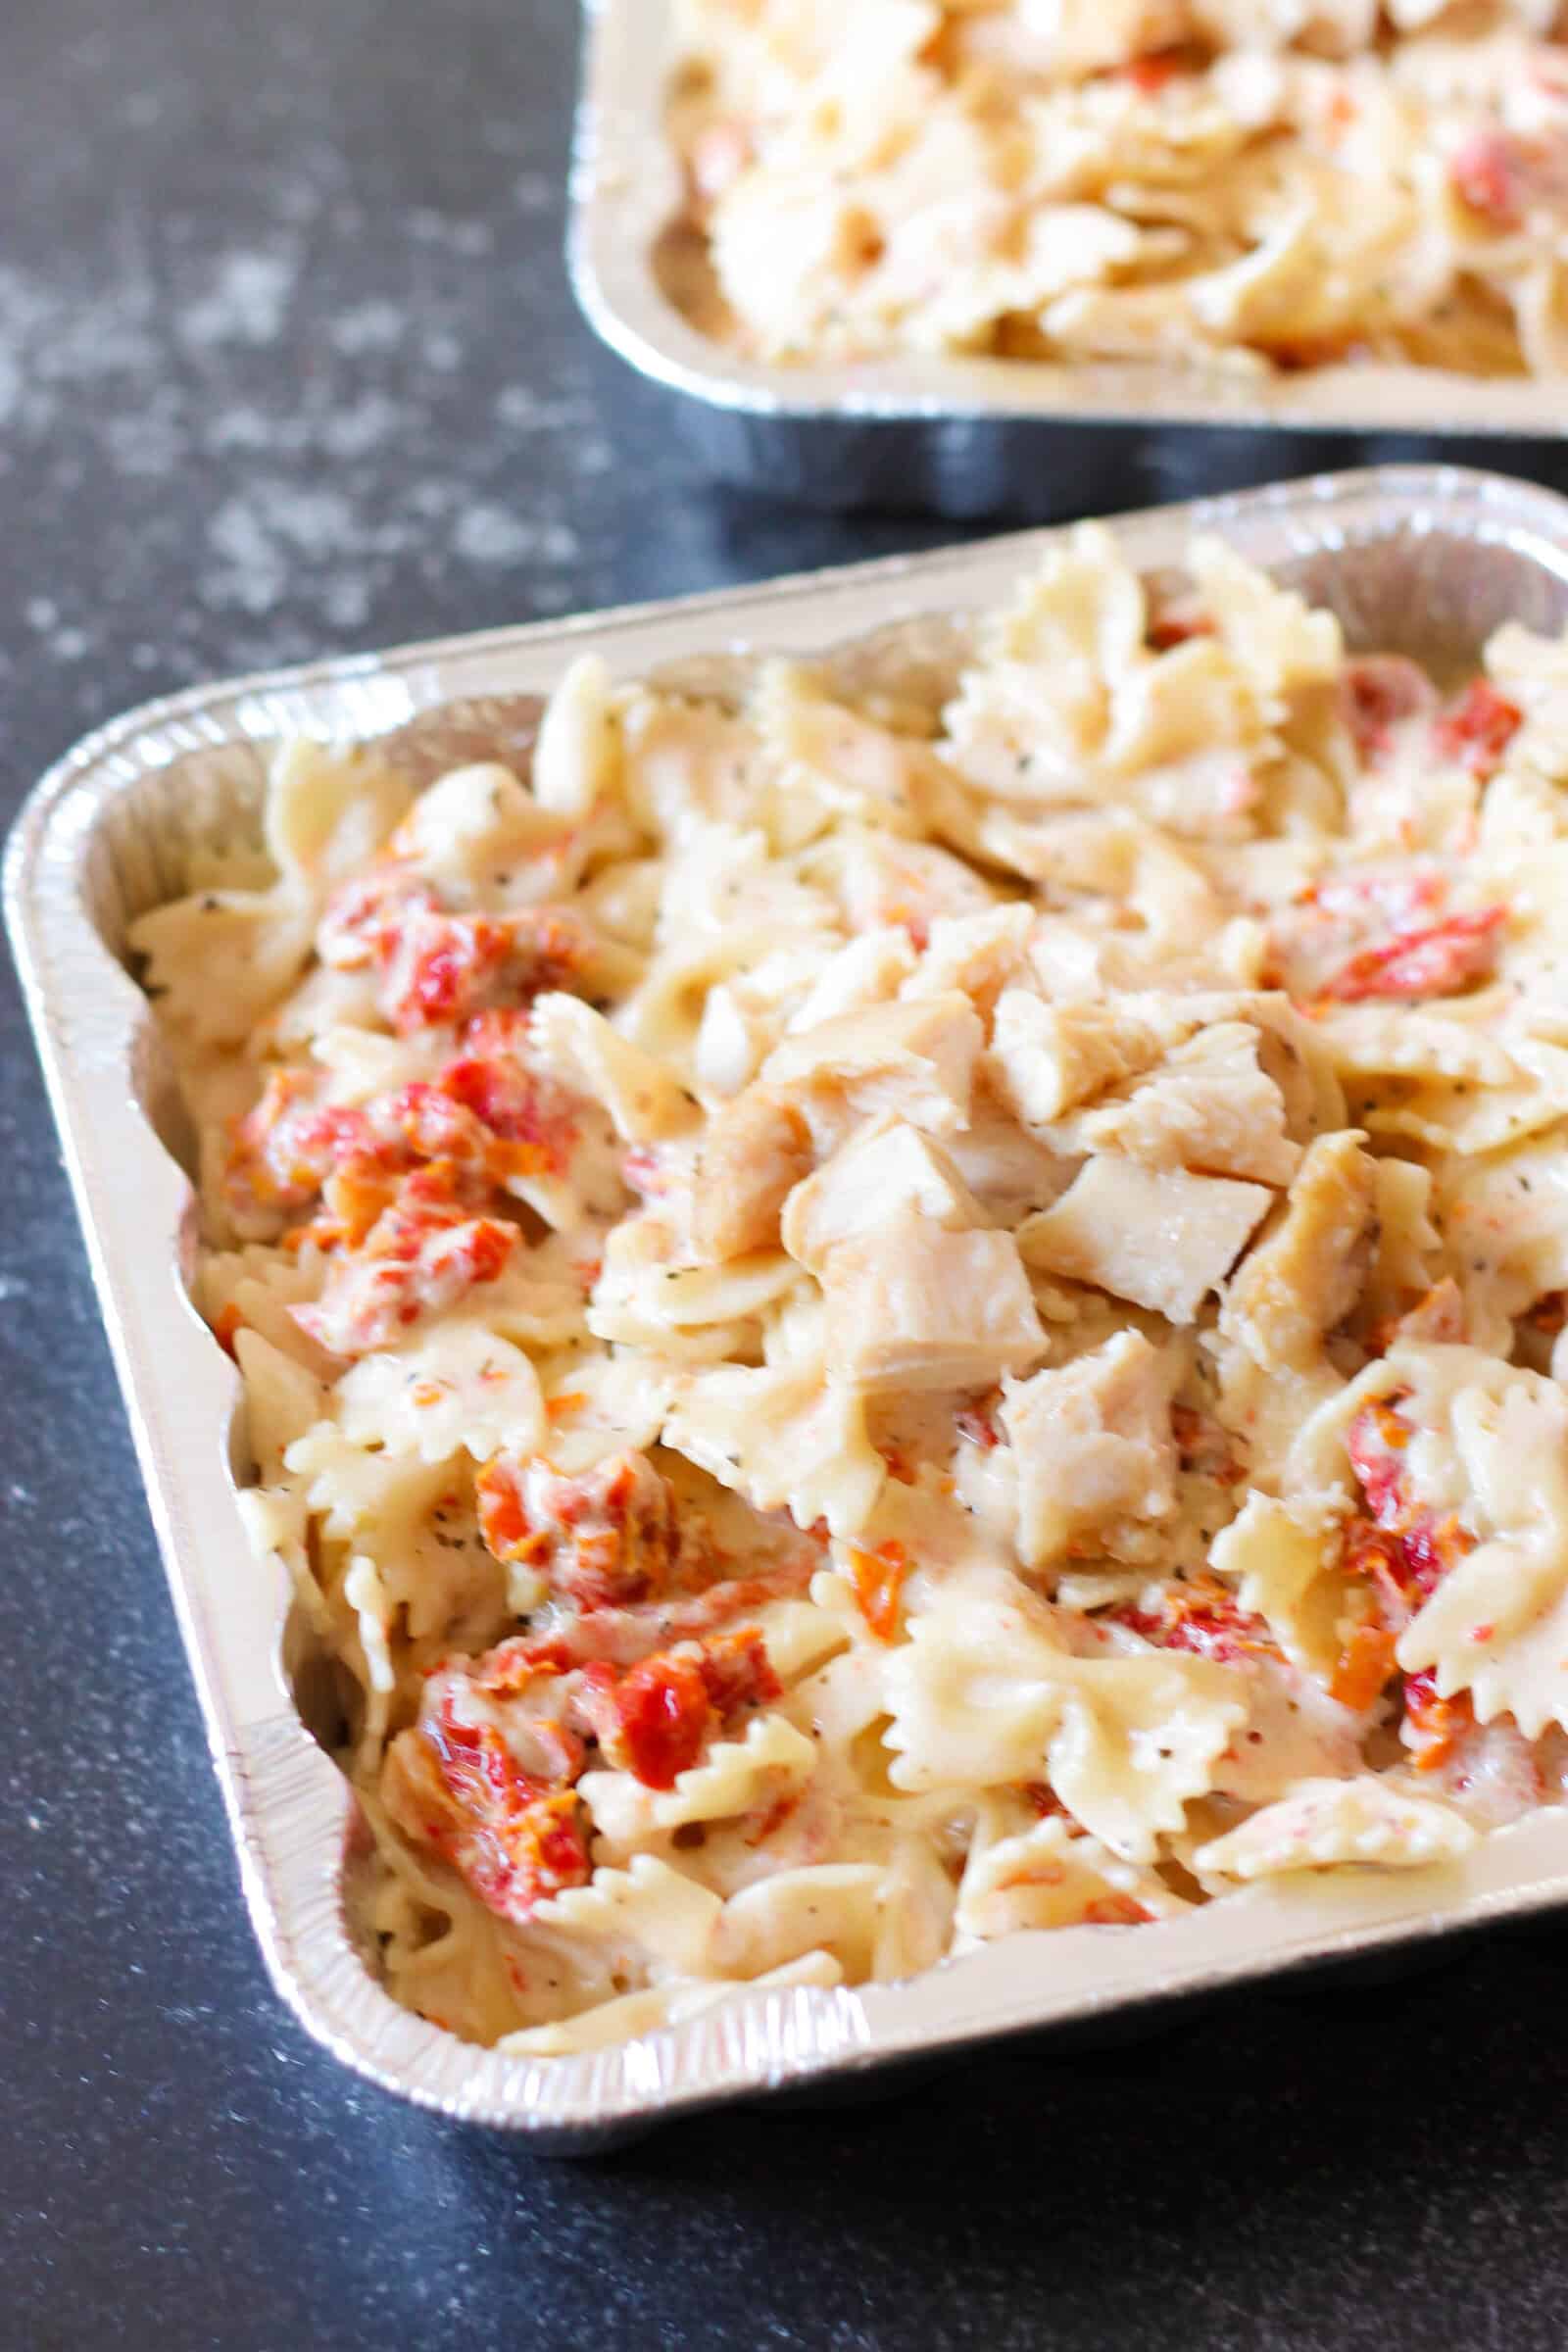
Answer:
328, 299, 407, 356
409, 210, 495, 257
178, 251, 296, 348
494, 384, 593, 432
24, 597, 88, 660
205, 482, 359, 613
0, 153, 616, 689
452, 505, 579, 567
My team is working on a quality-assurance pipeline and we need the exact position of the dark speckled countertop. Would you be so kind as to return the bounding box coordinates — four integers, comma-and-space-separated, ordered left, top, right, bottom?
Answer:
8, 5, 1568, 2345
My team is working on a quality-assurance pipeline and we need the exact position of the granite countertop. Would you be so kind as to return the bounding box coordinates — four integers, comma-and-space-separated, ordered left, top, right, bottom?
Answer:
8, 3, 1568, 2344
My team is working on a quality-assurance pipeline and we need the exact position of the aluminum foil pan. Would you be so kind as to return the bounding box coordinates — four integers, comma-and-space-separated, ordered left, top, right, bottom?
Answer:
570, 0, 1568, 518
13, 465, 1568, 2149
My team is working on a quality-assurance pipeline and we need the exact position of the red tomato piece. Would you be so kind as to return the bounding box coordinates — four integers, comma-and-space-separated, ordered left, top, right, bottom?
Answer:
1431, 678, 1522, 777
1318, 906, 1505, 1003
1341, 655, 1439, 761
848, 1539, 910, 1643
1450, 131, 1527, 228
1401, 1671, 1476, 1772
475, 1449, 685, 1610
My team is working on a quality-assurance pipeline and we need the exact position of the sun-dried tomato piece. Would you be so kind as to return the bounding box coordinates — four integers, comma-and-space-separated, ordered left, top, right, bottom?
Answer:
1346, 1398, 1413, 1528
1450, 130, 1528, 227
381, 1681, 592, 1926
573, 1627, 780, 1789
848, 1540, 910, 1644
212, 1302, 246, 1357
1147, 611, 1214, 651
1108, 44, 1194, 96
1344, 1403, 1478, 1661
591, 1651, 714, 1790
1329, 1618, 1399, 1712
1432, 679, 1522, 777
291, 1162, 518, 1355
382, 901, 593, 1036
476, 1449, 686, 1610
1318, 906, 1505, 1004
1341, 655, 1439, 761
319, 868, 596, 1035
1110, 1573, 1279, 1666
1401, 1671, 1477, 1772
227, 1008, 580, 1240
1083, 1894, 1154, 1926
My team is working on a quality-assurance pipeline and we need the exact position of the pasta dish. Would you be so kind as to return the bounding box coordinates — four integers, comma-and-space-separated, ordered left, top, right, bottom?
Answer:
134, 528, 1568, 2052
670, 0, 1568, 375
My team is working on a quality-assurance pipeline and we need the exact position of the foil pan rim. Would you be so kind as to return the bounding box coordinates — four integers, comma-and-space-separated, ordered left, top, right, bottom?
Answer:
13, 464, 1568, 2140
570, 0, 1568, 443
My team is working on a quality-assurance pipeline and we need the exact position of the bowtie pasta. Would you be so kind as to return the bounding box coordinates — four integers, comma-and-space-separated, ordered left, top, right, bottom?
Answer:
671, 0, 1568, 374
135, 527, 1568, 2053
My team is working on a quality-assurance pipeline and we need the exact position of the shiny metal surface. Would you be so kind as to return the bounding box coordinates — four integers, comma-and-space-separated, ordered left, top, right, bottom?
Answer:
570, 0, 1568, 516
11, 466, 1568, 2143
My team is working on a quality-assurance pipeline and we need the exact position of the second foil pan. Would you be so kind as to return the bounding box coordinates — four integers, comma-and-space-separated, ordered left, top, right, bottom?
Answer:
570, 0, 1568, 518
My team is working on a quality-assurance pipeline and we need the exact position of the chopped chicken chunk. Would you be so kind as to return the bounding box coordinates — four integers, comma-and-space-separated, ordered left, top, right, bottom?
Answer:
987, 990, 1165, 1127
761, 993, 984, 1138
1002, 1332, 1180, 1569
1219, 1131, 1378, 1376
821, 1213, 1046, 1393
1018, 1158, 1272, 1324
691, 1084, 815, 1262
781, 1119, 982, 1274
901, 905, 1034, 1015
1215, 1130, 1380, 1478
1074, 1022, 1302, 1186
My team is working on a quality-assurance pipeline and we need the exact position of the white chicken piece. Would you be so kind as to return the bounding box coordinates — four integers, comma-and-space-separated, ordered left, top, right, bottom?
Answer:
943, 1096, 1081, 1227
784, 926, 919, 1034
987, 989, 1167, 1127
761, 992, 984, 1139
900, 905, 1035, 1016
1000, 1331, 1180, 1569
1072, 1021, 1303, 1187
781, 1118, 984, 1275
1018, 1159, 1273, 1325
690, 1084, 816, 1263
819, 825, 1001, 942
1215, 1130, 1379, 1481
820, 1211, 1046, 1393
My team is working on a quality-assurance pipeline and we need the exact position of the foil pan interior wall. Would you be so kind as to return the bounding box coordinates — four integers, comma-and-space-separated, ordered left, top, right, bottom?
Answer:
14, 467, 1568, 2145
570, 0, 1568, 518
